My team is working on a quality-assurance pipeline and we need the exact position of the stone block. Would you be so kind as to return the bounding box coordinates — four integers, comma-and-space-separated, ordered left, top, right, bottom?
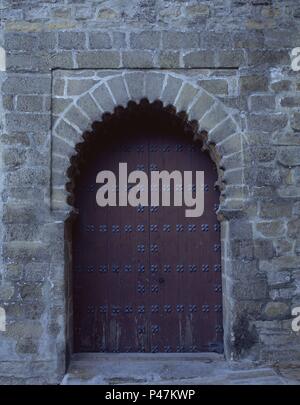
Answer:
107, 76, 129, 106
208, 116, 237, 144
277, 147, 300, 167
233, 274, 268, 300
130, 31, 160, 49
158, 51, 180, 68
199, 103, 228, 132
217, 50, 246, 68
16, 95, 44, 112
229, 220, 253, 239
92, 83, 115, 113
263, 302, 290, 321
2, 148, 26, 170
162, 31, 199, 49
186, 4, 210, 17
64, 105, 90, 132
271, 80, 291, 92
122, 51, 154, 68
66, 79, 95, 96
58, 31, 86, 50
145, 72, 165, 102
254, 239, 274, 260
52, 98, 72, 116
232, 31, 264, 49
3, 242, 50, 263
248, 50, 290, 67
280, 97, 300, 108
161, 75, 183, 105
278, 185, 300, 198
112, 32, 126, 48
52, 135, 74, 157
5, 113, 50, 133
174, 83, 198, 112
256, 221, 285, 238
188, 91, 214, 121
198, 79, 228, 95
287, 218, 300, 239
5, 33, 36, 51
240, 75, 268, 94
183, 50, 215, 68
89, 32, 112, 49
3, 76, 51, 95
249, 95, 275, 112
217, 134, 242, 156
77, 93, 101, 121
124, 72, 145, 101
76, 51, 120, 68
291, 112, 300, 131
247, 114, 288, 132
201, 31, 232, 49
54, 119, 80, 145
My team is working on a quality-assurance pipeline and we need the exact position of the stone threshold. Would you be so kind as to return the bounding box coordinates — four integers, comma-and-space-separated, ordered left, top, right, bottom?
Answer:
61, 353, 298, 385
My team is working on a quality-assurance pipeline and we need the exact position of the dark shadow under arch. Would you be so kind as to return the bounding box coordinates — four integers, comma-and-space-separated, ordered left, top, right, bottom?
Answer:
65, 99, 224, 210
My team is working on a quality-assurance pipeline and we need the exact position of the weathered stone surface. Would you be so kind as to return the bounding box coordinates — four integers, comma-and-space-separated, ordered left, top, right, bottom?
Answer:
158, 51, 180, 68
16, 95, 44, 112
6, 113, 50, 132
76, 51, 120, 68
124, 72, 145, 101
162, 32, 199, 49
188, 91, 214, 121
280, 97, 300, 108
198, 79, 228, 95
58, 31, 86, 50
160, 75, 182, 105
263, 302, 290, 321
174, 83, 198, 112
92, 83, 115, 113
248, 50, 290, 67
271, 80, 292, 92
199, 104, 228, 132
77, 93, 101, 121
247, 114, 288, 132
89, 32, 111, 49
145, 72, 165, 102
64, 105, 90, 132
66, 79, 95, 96
107, 76, 128, 106
130, 31, 160, 49
208, 116, 237, 144
3, 76, 51, 95
183, 51, 215, 68
239, 75, 268, 93
291, 112, 300, 132
217, 50, 246, 68
256, 221, 285, 238
122, 51, 154, 68
277, 147, 300, 167
249, 95, 275, 112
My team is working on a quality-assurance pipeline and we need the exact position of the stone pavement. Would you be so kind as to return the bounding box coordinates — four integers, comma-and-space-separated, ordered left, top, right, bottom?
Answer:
61, 353, 300, 385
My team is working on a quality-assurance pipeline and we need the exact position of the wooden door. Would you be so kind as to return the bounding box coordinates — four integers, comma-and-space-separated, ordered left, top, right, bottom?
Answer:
73, 124, 223, 353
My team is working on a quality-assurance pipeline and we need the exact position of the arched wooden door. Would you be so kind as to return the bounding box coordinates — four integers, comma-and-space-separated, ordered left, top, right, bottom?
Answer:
72, 112, 223, 353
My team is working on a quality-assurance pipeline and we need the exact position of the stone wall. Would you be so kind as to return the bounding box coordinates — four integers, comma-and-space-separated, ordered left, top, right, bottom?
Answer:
0, 0, 300, 384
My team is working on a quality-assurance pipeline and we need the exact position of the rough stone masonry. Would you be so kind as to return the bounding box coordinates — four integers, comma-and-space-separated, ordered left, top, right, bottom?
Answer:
0, 0, 300, 384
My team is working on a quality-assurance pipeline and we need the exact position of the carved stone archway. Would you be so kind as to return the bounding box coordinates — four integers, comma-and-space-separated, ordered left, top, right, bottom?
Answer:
51, 70, 250, 361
